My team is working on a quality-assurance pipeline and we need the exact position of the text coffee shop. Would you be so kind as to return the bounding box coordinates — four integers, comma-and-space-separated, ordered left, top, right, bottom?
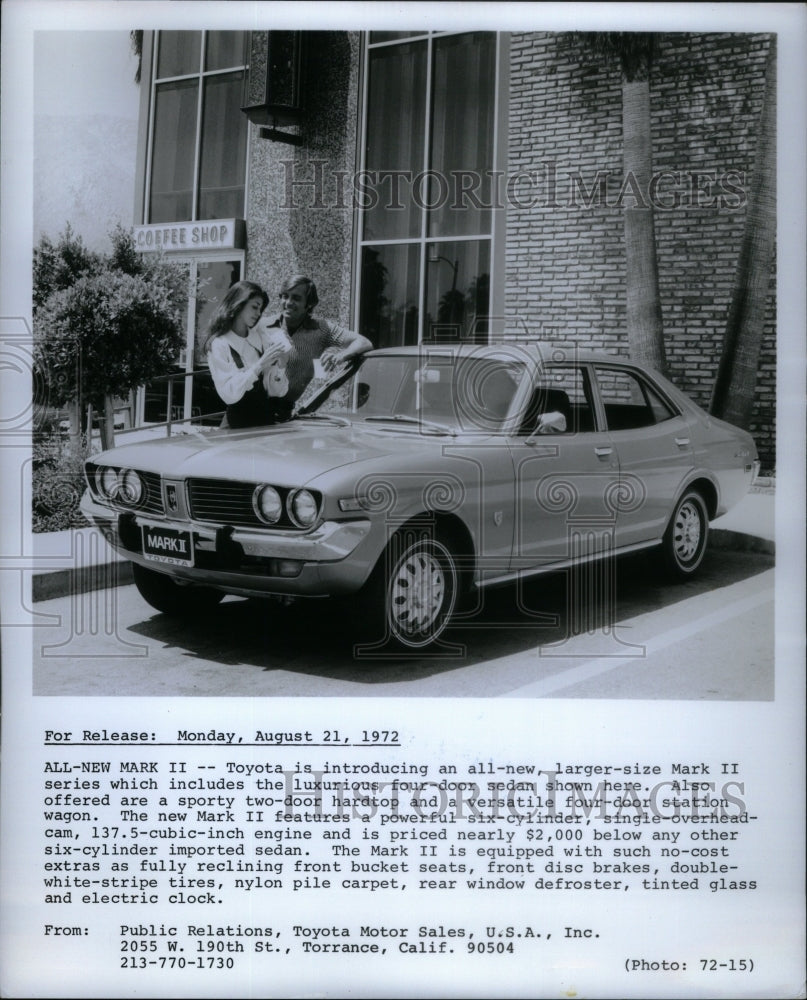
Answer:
130, 28, 775, 469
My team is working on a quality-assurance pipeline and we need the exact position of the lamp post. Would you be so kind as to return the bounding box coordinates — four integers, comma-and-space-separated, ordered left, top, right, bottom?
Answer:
428, 253, 459, 291
428, 253, 460, 330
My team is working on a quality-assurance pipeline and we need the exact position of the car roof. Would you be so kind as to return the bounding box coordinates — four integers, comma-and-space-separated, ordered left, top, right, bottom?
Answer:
366, 343, 638, 367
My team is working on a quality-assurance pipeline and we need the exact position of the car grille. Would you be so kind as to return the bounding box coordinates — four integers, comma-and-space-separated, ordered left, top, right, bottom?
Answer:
186, 478, 318, 530
136, 472, 165, 516
187, 478, 263, 528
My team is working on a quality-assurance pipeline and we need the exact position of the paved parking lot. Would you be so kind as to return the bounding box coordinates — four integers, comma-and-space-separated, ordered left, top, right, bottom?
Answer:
31, 547, 774, 700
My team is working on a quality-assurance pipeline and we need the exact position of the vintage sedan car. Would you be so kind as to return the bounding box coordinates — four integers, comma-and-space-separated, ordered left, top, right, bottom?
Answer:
80, 344, 758, 651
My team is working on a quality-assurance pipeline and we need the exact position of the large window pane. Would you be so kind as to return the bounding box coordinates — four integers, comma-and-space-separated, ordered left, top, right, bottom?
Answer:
360, 245, 420, 349
364, 41, 427, 240
156, 31, 201, 78
143, 263, 190, 424
194, 260, 241, 366
149, 79, 198, 222
191, 260, 241, 423
358, 33, 496, 348
425, 240, 490, 342
198, 72, 247, 219
369, 31, 424, 44
429, 33, 495, 236
205, 31, 247, 71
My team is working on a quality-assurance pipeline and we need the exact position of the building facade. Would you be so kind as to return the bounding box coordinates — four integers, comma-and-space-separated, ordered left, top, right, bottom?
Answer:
132, 28, 775, 469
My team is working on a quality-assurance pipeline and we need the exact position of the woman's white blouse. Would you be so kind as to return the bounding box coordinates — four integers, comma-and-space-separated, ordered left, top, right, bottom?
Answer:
207, 329, 266, 405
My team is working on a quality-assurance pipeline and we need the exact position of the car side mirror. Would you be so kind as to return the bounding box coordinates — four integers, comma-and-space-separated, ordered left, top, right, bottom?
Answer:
524, 411, 568, 443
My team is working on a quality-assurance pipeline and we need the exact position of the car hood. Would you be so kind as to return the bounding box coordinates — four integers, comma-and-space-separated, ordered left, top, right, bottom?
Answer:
92, 421, 456, 487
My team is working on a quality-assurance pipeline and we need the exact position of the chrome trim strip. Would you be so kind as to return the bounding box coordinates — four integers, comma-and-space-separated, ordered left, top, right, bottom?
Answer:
476, 538, 661, 589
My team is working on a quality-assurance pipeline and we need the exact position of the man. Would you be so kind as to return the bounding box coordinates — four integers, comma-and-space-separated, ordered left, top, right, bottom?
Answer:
260, 274, 373, 414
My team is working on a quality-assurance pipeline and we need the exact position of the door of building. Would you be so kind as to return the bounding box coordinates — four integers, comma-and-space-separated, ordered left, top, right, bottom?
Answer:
138, 256, 243, 427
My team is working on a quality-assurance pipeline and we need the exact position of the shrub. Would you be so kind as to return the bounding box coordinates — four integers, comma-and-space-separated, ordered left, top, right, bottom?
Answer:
34, 225, 187, 423
32, 434, 91, 533
31, 224, 188, 529
35, 268, 186, 408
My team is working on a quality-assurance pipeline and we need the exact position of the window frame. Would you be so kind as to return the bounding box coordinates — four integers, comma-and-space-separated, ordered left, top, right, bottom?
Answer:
517, 365, 599, 437
354, 31, 507, 347
591, 363, 683, 432
143, 30, 249, 225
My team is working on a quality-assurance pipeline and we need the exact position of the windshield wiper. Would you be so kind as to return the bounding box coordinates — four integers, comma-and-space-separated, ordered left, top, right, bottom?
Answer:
295, 413, 351, 427
363, 414, 454, 435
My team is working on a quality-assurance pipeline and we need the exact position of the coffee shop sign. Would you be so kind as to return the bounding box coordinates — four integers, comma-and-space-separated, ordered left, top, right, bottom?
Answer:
133, 219, 243, 252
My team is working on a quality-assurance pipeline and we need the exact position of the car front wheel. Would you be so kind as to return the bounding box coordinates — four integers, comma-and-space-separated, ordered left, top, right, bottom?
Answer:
132, 562, 225, 616
356, 529, 460, 652
661, 489, 709, 579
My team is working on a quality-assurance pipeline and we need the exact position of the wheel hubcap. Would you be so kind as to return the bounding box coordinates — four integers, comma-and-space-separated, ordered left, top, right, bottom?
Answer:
390, 550, 445, 634
674, 501, 702, 563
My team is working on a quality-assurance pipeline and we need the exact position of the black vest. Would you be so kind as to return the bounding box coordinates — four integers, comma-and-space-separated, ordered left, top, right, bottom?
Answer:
223, 346, 292, 429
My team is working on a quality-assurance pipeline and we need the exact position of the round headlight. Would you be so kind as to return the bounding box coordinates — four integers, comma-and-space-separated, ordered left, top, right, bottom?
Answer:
120, 469, 144, 505
289, 489, 319, 528
253, 484, 283, 524
99, 466, 119, 498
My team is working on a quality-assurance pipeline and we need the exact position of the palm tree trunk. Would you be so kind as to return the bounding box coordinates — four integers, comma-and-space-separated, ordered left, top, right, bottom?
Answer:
710, 38, 776, 427
576, 33, 667, 373
622, 77, 667, 374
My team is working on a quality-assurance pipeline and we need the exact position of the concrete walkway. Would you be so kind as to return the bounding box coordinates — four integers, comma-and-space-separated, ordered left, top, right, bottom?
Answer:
31, 523, 133, 602
30, 482, 775, 602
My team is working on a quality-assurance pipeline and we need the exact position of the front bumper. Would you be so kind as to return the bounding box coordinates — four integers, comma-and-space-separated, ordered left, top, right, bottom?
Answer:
80, 491, 375, 597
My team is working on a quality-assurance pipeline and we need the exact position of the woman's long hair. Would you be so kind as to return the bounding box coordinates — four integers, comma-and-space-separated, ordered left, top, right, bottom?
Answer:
204, 281, 269, 352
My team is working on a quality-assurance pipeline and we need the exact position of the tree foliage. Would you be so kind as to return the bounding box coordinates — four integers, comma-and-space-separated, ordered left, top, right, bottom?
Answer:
33, 223, 101, 310
34, 226, 187, 411
581, 32, 655, 82
130, 30, 144, 84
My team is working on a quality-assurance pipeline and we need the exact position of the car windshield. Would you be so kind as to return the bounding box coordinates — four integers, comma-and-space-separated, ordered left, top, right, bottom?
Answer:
299, 352, 527, 433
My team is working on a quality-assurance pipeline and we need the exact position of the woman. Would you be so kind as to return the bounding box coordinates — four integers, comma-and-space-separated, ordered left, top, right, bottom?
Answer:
204, 281, 291, 428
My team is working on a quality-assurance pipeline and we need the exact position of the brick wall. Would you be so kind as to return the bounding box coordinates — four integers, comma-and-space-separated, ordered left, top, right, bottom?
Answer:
506, 32, 776, 470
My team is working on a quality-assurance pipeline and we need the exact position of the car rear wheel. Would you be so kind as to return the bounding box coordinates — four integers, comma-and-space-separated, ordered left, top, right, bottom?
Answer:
356, 529, 460, 652
132, 563, 225, 616
661, 489, 709, 579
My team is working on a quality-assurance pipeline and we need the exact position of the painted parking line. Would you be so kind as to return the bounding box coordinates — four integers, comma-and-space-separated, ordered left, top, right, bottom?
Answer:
500, 570, 775, 698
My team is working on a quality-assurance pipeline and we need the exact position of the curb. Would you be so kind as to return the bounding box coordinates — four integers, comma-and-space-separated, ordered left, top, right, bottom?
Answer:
32, 559, 134, 603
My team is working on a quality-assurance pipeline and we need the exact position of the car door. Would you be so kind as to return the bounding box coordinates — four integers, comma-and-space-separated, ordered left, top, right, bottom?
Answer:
590, 363, 695, 548
506, 364, 620, 571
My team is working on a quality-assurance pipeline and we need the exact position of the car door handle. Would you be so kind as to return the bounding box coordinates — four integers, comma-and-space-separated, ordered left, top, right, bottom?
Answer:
594, 446, 613, 458
675, 436, 690, 447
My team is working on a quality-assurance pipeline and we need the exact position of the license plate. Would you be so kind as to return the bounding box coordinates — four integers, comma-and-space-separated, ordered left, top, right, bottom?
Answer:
141, 524, 194, 566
